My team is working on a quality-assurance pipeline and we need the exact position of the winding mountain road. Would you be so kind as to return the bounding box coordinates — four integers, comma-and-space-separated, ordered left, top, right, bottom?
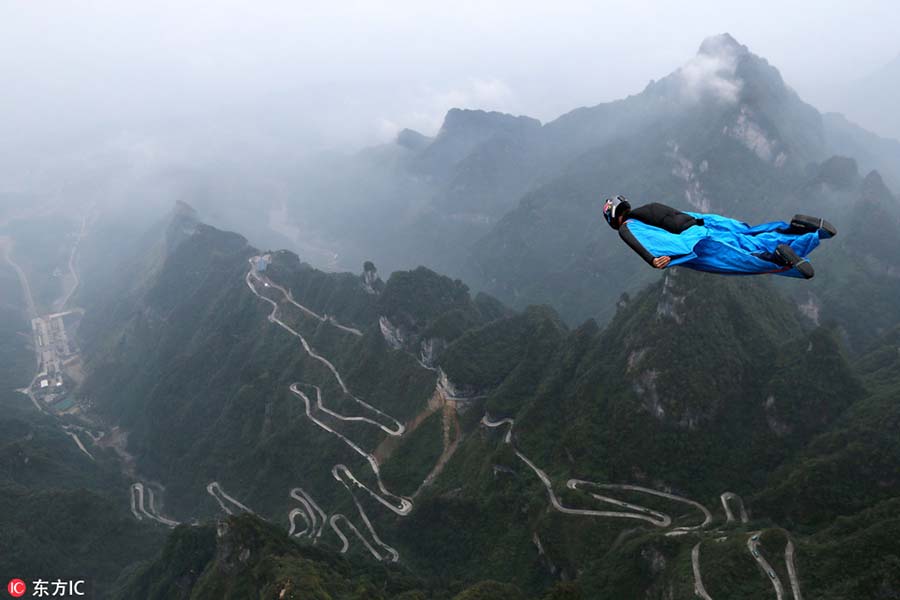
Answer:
1, 236, 37, 319
482, 413, 802, 599
289, 487, 328, 539
482, 416, 713, 530
721, 492, 750, 523
206, 481, 256, 516
332, 465, 400, 562
288, 507, 311, 537
692, 542, 714, 600
262, 275, 363, 337
247, 266, 403, 436
289, 384, 412, 517
125, 253, 815, 588
569, 481, 713, 531
54, 215, 86, 312
247, 256, 802, 585
130, 483, 179, 527
785, 540, 803, 600
18, 374, 48, 414
748, 534, 785, 600
329, 514, 382, 560
243, 258, 440, 560
62, 426, 94, 460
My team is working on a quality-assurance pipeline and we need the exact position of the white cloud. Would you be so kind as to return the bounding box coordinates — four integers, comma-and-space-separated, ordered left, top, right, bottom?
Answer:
375, 117, 402, 143
677, 42, 742, 104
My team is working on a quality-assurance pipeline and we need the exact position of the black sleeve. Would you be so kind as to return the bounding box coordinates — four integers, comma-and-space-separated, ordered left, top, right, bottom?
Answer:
629, 202, 697, 234
619, 223, 656, 266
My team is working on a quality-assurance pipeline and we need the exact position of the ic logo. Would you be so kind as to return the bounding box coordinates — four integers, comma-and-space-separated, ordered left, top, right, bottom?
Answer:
7, 579, 26, 598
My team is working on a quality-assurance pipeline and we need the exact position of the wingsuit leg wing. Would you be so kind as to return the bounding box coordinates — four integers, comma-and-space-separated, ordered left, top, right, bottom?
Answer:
622, 213, 824, 277
683, 238, 804, 277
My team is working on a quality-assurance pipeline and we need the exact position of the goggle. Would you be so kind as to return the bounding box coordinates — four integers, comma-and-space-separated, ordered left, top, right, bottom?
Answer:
603, 198, 615, 224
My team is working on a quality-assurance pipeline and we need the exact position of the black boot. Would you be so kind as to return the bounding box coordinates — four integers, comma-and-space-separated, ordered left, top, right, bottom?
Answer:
790, 214, 837, 239
775, 244, 815, 279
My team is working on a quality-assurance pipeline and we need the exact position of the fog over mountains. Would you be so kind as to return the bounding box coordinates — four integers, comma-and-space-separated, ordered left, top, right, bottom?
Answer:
825, 52, 900, 141
1, 28, 900, 600
271, 34, 900, 332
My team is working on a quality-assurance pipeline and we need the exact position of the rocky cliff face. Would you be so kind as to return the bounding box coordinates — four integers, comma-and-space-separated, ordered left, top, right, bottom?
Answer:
362, 260, 383, 295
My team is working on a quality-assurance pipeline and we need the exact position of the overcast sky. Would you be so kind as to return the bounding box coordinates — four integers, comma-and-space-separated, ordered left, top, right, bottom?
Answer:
1, 0, 898, 169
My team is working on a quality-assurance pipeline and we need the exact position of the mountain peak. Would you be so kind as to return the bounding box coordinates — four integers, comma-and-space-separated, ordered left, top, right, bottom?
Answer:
677, 33, 799, 108
698, 33, 748, 58
437, 108, 541, 139
172, 200, 198, 221
166, 200, 199, 251
663, 33, 752, 106
861, 170, 894, 204
814, 156, 860, 189
414, 108, 542, 178
396, 128, 432, 150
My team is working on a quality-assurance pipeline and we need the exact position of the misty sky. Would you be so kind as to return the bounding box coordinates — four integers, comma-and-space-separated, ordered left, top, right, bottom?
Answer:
2, 0, 898, 182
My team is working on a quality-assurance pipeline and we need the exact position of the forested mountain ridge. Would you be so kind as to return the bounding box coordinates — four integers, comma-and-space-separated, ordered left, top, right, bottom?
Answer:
64, 204, 899, 598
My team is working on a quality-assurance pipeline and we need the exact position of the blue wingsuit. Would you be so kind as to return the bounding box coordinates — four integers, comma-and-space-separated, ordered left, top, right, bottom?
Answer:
618, 204, 823, 278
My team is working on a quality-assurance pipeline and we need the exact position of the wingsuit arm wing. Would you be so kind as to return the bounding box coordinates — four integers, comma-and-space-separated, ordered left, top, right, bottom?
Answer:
619, 219, 703, 268
619, 223, 657, 266
629, 203, 701, 233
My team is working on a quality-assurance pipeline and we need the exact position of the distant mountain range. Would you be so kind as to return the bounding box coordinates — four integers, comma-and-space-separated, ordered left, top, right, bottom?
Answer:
282, 34, 900, 332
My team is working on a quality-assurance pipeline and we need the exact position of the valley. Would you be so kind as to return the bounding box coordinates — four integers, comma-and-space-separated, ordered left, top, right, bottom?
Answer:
3, 223, 91, 426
